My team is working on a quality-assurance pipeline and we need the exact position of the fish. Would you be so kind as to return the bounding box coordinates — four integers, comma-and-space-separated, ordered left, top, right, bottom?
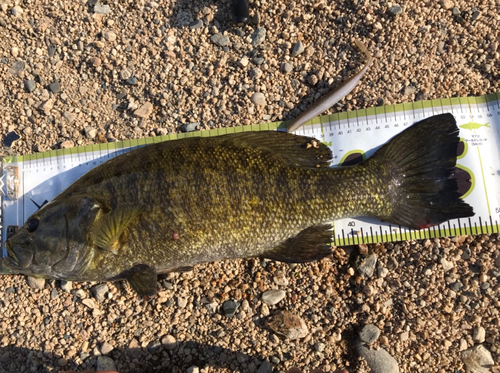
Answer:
3, 113, 474, 296
459, 122, 490, 130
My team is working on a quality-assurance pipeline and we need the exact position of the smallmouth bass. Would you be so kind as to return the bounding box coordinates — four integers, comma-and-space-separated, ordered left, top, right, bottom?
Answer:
3, 114, 474, 295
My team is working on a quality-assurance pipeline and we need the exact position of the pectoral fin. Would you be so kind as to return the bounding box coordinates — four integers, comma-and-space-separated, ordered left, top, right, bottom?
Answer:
127, 264, 158, 296
90, 204, 144, 253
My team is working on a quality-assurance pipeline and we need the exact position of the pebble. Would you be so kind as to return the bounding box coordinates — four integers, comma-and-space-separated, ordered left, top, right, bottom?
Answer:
357, 344, 400, 373
399, 332, 409, 342
60, 280, 72, 292
440, 258, 454, 271
387, 5, 403, 15
103, 30, 117, 42
403, 85, 417, 96
147, 339, 161, 354
461, 345, 494, 373
91, 284, 108, 301
238, 56, 249, 68
177, 297, 187, 308
48, 81, 61, 93
161, 335, 177, 350
11, 5, 23, 17
84, 126, 98, 139
249, 68, 263, 79
262, 289, 286, 305
251, 27, 266, 46
134, 102, 154, 118
260, 303, 270, 316
273, 273, 289, 286
281, 62, 293, 74
27, 277, 45, 290
181, 122, 199, 132
359, 324, 380, 344
205, 301, 218, 314
440, 0, 454, 10
494, 255, 500, 268
189, 19, 203, 30
267, 311, 309, 340
449, 281, 463, 292
125, 76, 138, 85
11, 46, 19, 57
211, 34, 230, 47
24, 80, 36, 92
57, 358, 68, 367
291, 41, 305, 57
187, 366, 200, 373
257, 360, 272, 373
94, 2, 111, 14
3, 132, 20, 147
10, 61, 25, 72
222, 300, 239, 317
60, 140, 75, 149
251, 92, 266, 107
100, 342, 114, 355
82, 299, 95, 309
357, 253, 377, 278
97, 356, 116, 371
177, 11, 193, 26
50, 289, 59, 300
472, 327, 486, 343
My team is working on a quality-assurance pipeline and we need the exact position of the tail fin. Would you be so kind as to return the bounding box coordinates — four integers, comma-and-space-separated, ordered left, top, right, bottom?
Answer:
370, 113, 474, 230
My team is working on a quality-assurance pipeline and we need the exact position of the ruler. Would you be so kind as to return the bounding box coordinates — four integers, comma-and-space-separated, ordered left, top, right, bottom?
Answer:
1, 93, 499, 254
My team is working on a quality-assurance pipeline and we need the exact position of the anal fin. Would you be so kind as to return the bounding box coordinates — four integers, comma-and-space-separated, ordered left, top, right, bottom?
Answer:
126, 264, 158, 296
262, 224, 333, 263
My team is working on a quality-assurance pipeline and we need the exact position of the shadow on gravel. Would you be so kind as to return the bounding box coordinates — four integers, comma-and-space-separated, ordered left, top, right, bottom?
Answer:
0, 341, 258, 373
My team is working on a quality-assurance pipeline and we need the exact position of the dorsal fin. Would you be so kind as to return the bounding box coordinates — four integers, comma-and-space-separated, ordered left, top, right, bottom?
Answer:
220, 131, 333, 168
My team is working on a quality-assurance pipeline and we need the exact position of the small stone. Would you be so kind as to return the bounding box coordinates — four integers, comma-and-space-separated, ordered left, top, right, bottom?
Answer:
189, 19, 203, 30
268, 311, 309, 340
291, 41, 305, 57
211, 33, 230, 47
257, 360, 272, 373
82, 299, 95, 309
307, 74, 318, 85
471, 9, 480, 20
377, 267, 389, 278
10, 61, 25, 72
238, 56, 249, 68
357, 345, 399, 373
97, 356, 116, 371
452, 7, 461, 16
437, 41, 446, 54
440, 258, 454, 271
161, 335, 177, 350
440, 0, 454, 10
177, 297, 187, 308
103, 30, 117, 42
387, 5, 403, 15
249, 68, 263, 79
459, 339, 468, 351
11, 46, 19, 57
399, 332, 409, 342
494, 255, 500, 268
281, 62, 293, 74
125, 76, 138, 85
27, 277, 45, 290
57, 358, 68, 367
181, 122, 199, 132
359, 324, 380, 344
94, 2, 111, 14
222, 300, 239, 318
89, 57, 102, 67
403, 85, 417, 96
147, 339, 161, 354
133, 102, 153, 118
260, 303, 270, 316
357, 253, 378, 278
48, 81, 61, 93
177, 11, 193, 26
472, 327, 486, 343
262, 289, 286, 305
187, 366, 200, 373
251, 27, 266, 46
251, 92, 266, 106
91, 284, 108, 301
100, 342, 114, 355
60, 280, 72, 292
315, 342, 326, 352
11, 6, 23, 17
24, 80, 36, 92
50, 289, 59, 300
461, 345, 494, 373
84, 126, 98, 140
205, 301, 218, 314
60, 140, 75, 149
3, 132, 20, 147
253, 57, 265, 65
273, 274, 289, 286
449, 281, 463, 292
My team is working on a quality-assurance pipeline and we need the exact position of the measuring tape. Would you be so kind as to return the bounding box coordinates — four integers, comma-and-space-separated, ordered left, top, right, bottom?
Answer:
1, 93, 499, 255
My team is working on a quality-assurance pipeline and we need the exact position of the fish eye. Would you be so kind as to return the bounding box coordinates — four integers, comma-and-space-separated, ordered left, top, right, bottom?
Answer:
26, 217, 40, 232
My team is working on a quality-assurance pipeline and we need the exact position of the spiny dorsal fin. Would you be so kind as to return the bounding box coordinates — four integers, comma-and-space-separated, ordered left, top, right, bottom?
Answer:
262, 224, 333, 263
220, 131, 332, 168
90, 204, 144, 253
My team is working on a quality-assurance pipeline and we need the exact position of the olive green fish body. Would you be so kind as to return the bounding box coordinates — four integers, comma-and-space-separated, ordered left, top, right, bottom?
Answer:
3, 114, 474, 295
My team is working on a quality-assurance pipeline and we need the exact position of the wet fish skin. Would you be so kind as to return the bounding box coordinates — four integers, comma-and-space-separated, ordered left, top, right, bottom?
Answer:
3, 114, 474, 295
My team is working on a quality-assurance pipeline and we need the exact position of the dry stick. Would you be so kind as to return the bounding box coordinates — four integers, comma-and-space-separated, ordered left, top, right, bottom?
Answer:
287, 40, 373, 132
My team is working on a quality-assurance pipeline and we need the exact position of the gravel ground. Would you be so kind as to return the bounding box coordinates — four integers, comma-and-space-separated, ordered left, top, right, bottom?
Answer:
0, 0, 499, 372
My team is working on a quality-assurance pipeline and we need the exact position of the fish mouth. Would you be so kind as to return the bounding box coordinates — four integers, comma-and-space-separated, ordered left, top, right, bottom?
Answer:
3, 240, 33, 270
